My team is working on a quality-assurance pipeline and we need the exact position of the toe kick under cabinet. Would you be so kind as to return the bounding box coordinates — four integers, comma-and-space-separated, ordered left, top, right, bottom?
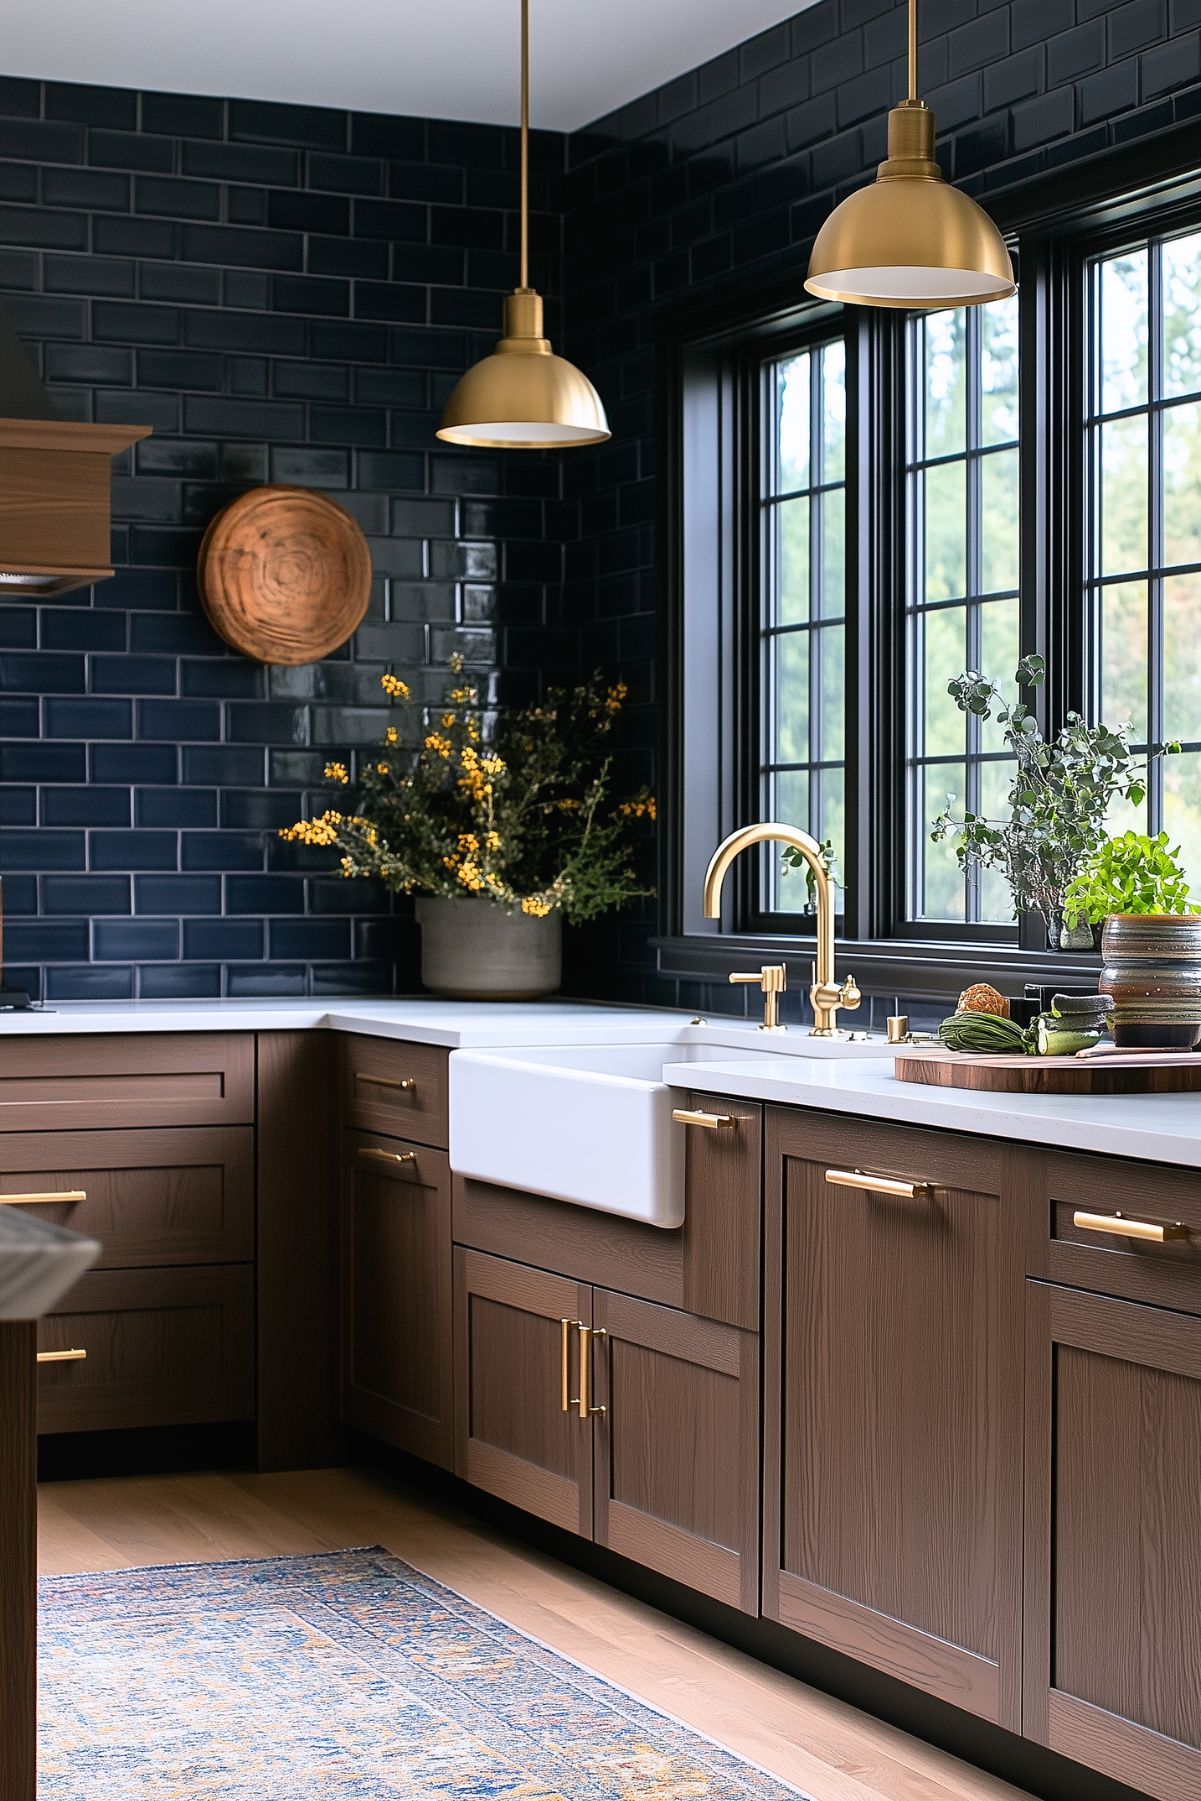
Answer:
0, 1034, 257, 1437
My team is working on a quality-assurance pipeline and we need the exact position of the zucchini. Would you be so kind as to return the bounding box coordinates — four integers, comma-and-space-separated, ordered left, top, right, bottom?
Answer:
1034, 1016, 1102, 1057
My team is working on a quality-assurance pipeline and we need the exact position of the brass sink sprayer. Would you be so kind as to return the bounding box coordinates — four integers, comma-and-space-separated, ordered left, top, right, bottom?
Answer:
702, 824, 861, 1036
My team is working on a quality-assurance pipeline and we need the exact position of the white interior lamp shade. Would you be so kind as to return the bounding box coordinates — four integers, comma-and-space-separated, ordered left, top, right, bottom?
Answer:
437, 290, 610, 448
805, 79, 1014, 308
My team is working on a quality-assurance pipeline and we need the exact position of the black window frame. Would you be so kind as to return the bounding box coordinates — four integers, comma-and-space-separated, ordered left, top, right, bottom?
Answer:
657, 122, 1201, 1004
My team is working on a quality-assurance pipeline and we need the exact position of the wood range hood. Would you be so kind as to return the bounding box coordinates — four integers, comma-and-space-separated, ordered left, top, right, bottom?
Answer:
0, 311, 151, 597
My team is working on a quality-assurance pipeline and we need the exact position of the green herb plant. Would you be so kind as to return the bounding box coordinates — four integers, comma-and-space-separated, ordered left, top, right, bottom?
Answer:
929, 654, 1178, 928
1062, 830, 1200, 924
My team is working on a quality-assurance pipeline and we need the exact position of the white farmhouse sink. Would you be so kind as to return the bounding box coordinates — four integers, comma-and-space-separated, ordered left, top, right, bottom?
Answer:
449, 1039, 768, 1229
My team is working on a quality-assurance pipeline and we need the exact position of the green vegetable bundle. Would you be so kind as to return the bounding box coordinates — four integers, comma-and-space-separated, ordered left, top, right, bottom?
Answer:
938, 1010, 1103, 1058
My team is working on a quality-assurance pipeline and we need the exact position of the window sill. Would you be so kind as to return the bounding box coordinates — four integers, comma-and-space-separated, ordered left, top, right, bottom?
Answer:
653, 932, 1101, 1004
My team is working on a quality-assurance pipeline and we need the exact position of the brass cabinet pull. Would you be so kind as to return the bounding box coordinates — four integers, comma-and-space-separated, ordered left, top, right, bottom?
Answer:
357, 1073, 416, 1093
577, 1326, 607, 1420
825, 1168, 934, 1200
37, 1349, 87, 1364
1073, 1209, 1188, 1244
0, 1190, 86, 1206
671, 1108, 735, 1131
560, 1317, 582, 1413
356, 1146, 418, 1175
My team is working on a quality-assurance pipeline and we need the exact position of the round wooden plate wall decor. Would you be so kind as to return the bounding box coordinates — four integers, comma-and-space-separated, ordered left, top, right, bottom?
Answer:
197, 485, 372, 665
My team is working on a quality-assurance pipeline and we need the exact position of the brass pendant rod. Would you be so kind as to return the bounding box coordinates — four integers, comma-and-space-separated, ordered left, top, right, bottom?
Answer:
907, 0, 918, 102
519, 0, 530, 292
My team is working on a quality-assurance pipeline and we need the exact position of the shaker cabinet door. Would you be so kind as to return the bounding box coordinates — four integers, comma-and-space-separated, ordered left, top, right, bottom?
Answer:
453, 1248, 593, 1537
764, 1113, 1024, 1731
1024, 1281, 1201, 1801
592, 1288, 759, 1613
341, 1130, 453, 1469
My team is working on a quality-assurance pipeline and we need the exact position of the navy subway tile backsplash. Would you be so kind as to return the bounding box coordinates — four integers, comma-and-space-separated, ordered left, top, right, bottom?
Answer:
0, 77, 570, 999
3, 20, 1201, 1005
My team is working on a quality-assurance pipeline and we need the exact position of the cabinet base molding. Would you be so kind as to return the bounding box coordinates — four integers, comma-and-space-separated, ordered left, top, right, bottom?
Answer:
1047, 1693, 1201, 1801
768, 1572, 1005, 1727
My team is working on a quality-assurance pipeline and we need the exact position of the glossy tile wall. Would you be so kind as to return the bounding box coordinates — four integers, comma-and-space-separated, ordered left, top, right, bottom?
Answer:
557, 0, 1201, 1008
0, 76, 570, 999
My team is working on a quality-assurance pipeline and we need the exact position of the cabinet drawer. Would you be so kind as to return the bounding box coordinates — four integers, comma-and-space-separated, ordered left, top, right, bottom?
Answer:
1039, 1153, 1201, 1315
340, 1033, 449, 1148
36, 1265, 254, 1435
0, 1034, 254, 1131
0, 1127, 253, 1271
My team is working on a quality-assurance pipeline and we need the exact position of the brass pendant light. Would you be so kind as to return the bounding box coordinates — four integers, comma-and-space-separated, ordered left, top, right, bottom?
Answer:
805, 0, 1015, 309
438, 0, 609, 448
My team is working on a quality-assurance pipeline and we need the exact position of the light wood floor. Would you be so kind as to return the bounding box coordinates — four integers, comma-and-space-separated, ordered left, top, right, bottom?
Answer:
38, 1466, 1034, 1801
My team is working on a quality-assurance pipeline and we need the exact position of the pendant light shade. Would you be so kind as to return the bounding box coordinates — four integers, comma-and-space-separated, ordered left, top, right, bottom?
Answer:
438, 0, 609, 449
805, 0, 1014, 309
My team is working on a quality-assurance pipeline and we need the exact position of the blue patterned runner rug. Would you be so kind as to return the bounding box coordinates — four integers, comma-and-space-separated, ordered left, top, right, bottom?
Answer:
38, 1546, 813, 1799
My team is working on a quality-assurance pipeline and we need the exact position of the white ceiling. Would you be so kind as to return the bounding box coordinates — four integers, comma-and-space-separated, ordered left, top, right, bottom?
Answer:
0, 0, 814, 133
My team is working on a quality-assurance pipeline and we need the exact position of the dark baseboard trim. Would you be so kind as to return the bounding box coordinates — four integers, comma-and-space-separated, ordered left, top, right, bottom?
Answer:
355, 1441, 1151, 1801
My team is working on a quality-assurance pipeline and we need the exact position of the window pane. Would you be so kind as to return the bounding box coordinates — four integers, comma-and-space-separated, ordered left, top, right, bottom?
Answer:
1100, 415, 1148, 576
821, 340, 846, 483
979, 597, 1019, 756
921, 764, 966, 920
770, 768, 813, 912
1163, 229, 1201, 401
773, 630, 809, 762
924, 461, 967, 601
923, 312, 966, 459
818, 624, 845, 761
1164, 573, 1201, 744
819, 764, 845, 880
1099, 581, 1148, 742
776, 353, 810, 493
773, 497, 809, 625
981, 448, 1019, 594
1163, 398, 1201, 569
819, 489, 845, 617
979, 758, 1016, 924
981, 302, 1019, 446
1098, 250, 1148, 414
922, 607, 966, 759
1164, 753, 1201, 900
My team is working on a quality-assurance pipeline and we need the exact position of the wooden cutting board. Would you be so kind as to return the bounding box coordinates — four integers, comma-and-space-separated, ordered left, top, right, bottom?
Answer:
197, 485, 372, 666
894, 1044, 1201, 1094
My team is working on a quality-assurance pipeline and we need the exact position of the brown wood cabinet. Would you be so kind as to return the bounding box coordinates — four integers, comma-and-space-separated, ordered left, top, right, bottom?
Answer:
453, 1247, 760, 1610
0, 1033, 253, 1131
341, 1128, 453, 1469
36, 1265, 254, 1434
764, 1110, 1025, 1729
454, 1247, 594, 1535
1024, 1280, 1201, 1801
593, 1288, 759, 1613
340, 1033, 449, 1147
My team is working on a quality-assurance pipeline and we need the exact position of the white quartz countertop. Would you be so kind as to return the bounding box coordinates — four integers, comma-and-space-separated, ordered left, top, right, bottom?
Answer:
0, 1208, 100, 1321
1, 998, 1197, 1168
0, 997, 704, 1048
663, 1053, 1201, 1170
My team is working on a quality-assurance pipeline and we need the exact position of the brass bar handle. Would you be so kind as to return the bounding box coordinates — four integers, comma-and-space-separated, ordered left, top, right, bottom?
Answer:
825, 1168, 934, 1200
37, 1349, 87, 1364
1073, 1209, 1188, 1244
357, 1073, 417, 1092
560, 1317, 582, 1413
356, 1147, 418, 1175
0, 1191, 86, 1206
577, 1326, 607, 1420
671, 1108, 735, 1131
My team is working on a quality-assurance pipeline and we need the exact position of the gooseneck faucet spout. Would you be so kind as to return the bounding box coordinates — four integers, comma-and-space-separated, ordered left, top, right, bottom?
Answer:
701, 822, 861, 1037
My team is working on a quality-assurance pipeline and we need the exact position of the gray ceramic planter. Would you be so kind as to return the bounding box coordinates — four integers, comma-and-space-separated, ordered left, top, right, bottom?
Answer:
1099, 913, 1201, 1049
415, 896, 562, 1000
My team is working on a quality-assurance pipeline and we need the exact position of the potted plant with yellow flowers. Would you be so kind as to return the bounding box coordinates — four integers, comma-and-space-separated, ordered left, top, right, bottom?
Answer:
281, 658, 655, 998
